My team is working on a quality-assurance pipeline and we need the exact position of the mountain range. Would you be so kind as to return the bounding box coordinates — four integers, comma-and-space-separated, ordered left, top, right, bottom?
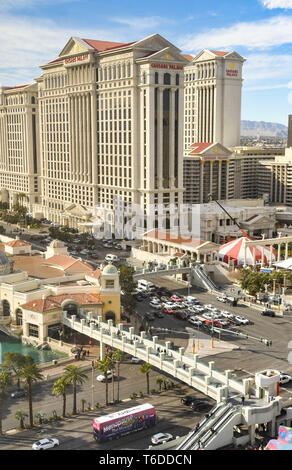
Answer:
241, 120, 288, 137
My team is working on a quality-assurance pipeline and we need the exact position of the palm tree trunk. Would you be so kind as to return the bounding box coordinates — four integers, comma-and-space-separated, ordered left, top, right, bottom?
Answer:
28, 382, 33, 428
105, 377, 108, 406
146, 373, 149, 394
63, 393, 66, 417
117, 362, 120, 402
112, 371, 114, 404
0, 400, 3, 435
73, 381, 77, 414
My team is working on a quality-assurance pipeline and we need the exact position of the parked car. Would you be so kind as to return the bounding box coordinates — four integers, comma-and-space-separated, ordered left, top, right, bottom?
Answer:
181, 395, 199, 406
170, 295, 182, 302
261, 310, 275, 317
32, 438, 59, 450
151, 433, 174, 445
221, 311, 234, 319
190, 401, 211, 412
153, 310, 164, 318
175, 311, 189, 320
145, 312, 155, 321
205, 304, 215, 310
188, 317, 202, 327
96, 370, 113, 382
216, 296, 227, 303
10, 389, 27, 399
149, 302, 161, 310
162, 306, 175, 315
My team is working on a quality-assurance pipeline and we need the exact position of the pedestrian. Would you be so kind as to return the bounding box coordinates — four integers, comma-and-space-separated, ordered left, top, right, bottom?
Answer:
241, 396, 245, 405
87, 349, 90, 356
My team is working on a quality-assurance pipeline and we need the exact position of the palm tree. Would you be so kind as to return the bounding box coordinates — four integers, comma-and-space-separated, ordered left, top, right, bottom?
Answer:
156, 377, 164, 392
0, 368, 12, 434
52, 377, 70, 418
15, 410, 28, 430
140, 363, 152, 394
112, 350, 124, 402
2, 352, 27, 390
19, 359, 44, 428
95, 356, 114, 406
63, 365, 88, 415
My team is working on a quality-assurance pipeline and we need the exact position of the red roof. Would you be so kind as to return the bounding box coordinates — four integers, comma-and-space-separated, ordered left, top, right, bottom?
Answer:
182, 54, 194, 62
144, 229, 206, 248
82, 39, 136, 52
7, 84, 32, 90
210, 50, 229, 56
48, 58, 64, 64
190, 143, 214, 153
5, 239, 31, 247
21, 293, 102, 313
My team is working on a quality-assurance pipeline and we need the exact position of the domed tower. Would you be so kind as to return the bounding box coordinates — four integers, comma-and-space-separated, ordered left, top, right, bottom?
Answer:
100, 263, 120, 323
45, 239, 68, 259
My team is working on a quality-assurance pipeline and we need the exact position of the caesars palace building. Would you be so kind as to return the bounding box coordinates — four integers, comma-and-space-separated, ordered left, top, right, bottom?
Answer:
0, 33, 244, 232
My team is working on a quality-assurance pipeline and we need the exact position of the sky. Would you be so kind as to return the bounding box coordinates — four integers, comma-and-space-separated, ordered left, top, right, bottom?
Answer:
1, 0, 292, 125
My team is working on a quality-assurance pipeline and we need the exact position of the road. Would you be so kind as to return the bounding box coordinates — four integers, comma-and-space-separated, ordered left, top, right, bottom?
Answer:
1, 371, 214, 450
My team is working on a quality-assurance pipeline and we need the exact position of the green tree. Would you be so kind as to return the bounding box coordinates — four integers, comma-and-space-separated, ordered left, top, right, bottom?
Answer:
0, 368, 12, 434
63, 365, 88, 415
52, 376, 70, 418
119, 265, 137, 315
15, 409, 28, 430
112, 350, 124, 402
156, 377, 164, 392
140, 363, 152, 394
20, 358, 44, 428
2, 352, 27, 390
95, 356, 114, 406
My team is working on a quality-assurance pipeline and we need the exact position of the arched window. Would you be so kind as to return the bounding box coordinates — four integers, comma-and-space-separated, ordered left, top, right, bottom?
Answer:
155, 72, 159, 84
15, 308, 23, 326
2, 300, 10, 317
127, 62, 131, 77
164, 73, 171, 85
176, 74, 179, 86
63, 303, 78, 316
105, 311, 116, 323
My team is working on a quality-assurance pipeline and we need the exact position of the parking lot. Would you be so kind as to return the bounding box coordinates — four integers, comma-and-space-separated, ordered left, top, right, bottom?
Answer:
132, 275, 292, 402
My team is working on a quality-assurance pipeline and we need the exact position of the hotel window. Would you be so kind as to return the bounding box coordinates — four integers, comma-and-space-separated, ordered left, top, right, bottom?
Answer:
28, 323, 39, 338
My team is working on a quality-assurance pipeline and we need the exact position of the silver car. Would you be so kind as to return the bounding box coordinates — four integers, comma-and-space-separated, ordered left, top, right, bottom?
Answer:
32, 438, 59, 450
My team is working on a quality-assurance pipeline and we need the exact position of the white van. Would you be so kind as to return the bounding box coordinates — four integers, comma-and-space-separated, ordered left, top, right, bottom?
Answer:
138, 279, 156, 292
105, 254, 118, 263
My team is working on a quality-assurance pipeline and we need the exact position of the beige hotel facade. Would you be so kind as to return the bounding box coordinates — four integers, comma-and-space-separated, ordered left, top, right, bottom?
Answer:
0, 34, 245, 232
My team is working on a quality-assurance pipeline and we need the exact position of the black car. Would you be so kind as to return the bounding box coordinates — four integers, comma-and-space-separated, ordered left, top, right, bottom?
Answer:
181, 395, 200, 406
134, 293, 144, 302
175, 311, 188, 320
153, 310, 164, 318
261, 310, 275, 317
11, 389, 27, 399
190, 401, 211, 411
145, 312, 155, 321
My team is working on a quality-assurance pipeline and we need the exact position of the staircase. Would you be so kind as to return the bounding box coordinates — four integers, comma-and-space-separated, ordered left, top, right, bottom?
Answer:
176, 402, 242, 450
192, 265, 219, 292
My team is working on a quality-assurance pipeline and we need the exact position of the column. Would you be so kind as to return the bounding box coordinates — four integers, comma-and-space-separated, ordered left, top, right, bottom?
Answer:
269, 245, 273, 267
209, 160, 213, 194
277, 244, 281, 262
218, 160, 222, 199
169, 88, 175, 187
261, 246, 265, 267
243, 239, 247, 268
253, 247, 256, 267
285, 242, 289, 260
158, 87, 163, 189
200, 161, 204, 203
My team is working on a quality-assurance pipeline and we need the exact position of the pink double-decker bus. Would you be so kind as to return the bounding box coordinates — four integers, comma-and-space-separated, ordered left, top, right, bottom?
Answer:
93, 403, 156, 442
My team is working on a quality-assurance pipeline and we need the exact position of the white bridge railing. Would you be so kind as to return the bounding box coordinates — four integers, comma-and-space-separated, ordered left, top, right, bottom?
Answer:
62, 313, 249, 402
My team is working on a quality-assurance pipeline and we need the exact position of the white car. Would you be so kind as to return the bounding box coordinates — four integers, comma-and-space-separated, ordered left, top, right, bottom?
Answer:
202, 313, 214, 320
279, 374, 292, 385
187, 296, 199, 304
205, 304, 215, 311
32, 438, 59, 450
235, 315, 249, 325
96, 370, 113, 382
217, 296, 227, 303
150, 297, 160, 303
188, 317, 202, 327
221, 311, 234, 319
131, 357, 141, 364
151, 433, 174, 445
149, 302, 161, 310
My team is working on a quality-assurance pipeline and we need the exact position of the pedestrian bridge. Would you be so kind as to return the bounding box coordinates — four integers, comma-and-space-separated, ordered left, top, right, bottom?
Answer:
132, 263, 191, 281
62, 312, 250, 403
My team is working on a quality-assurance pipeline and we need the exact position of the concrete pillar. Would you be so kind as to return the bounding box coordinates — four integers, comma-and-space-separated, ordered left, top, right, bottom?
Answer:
208, 361, 215, 374
165, 341, 171, 353
285, 242, 289, 260
80, 318, 85, 332
277, 244, 281, 262
261, 246, 265, 267
99, 341, 105, 360
269, 245, 273, 267
249, 425, 256, 445
129, 327, 134, 339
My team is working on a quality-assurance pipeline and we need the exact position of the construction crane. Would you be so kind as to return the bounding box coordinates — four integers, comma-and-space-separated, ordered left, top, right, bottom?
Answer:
207, 193, 253, 240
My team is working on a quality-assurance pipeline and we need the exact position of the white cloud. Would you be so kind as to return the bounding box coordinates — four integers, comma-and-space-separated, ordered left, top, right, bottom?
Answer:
111, 16, 173, 30
0, 14, 128, 86
0, 0, 79, 10
244, 53, 292, 82
261, 0, 292, 9
179, 15, 292, 50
